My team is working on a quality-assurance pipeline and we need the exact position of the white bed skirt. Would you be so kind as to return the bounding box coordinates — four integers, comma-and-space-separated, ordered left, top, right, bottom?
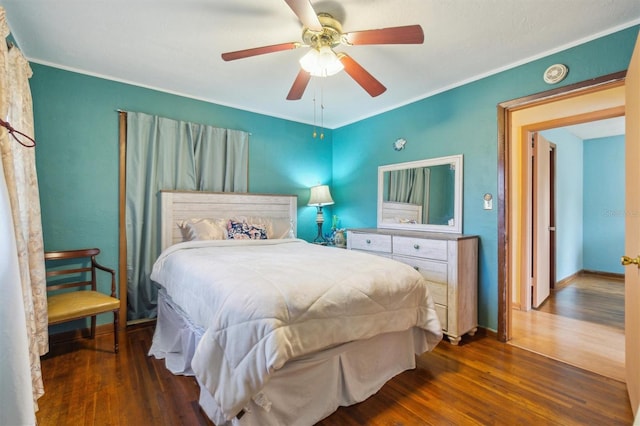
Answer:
149, 290, 431, 426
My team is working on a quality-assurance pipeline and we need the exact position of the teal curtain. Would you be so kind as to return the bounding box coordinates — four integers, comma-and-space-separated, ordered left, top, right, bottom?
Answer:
125, 112, 248, 320
388, 167, 430, 224
193, 126, 249, 191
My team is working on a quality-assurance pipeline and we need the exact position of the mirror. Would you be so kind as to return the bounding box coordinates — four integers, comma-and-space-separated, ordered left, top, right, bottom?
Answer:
377, 154, 463, 233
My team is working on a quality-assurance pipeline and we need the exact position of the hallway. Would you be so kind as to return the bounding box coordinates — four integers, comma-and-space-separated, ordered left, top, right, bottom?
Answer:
509, 273, 625, 381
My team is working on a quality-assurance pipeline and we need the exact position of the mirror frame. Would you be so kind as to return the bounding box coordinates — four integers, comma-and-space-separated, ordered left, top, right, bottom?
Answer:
377, 154, 463, 233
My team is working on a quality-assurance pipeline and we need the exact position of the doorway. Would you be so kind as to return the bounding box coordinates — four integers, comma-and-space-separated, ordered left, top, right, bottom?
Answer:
497, 71, 626, 341
510, 117, 626, 380
497, 77, 627, 378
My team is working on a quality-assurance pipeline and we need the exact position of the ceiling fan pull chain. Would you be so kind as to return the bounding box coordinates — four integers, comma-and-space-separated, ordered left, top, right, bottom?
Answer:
312, 88, 318, 139
320, 79, 325, 140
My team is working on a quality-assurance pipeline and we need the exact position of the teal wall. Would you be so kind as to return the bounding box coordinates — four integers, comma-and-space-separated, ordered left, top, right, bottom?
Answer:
541, 128, 584, 281
30, 25, 639, 332
332, 26, 639, 331
30, 65, 334, 330
583, 135, 625, 274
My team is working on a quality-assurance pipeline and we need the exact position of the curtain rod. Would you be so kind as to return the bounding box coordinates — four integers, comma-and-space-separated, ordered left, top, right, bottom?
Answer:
115, 110, 252, 135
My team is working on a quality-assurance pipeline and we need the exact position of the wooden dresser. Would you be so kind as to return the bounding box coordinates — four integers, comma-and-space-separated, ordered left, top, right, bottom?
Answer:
347, 228, 478, 345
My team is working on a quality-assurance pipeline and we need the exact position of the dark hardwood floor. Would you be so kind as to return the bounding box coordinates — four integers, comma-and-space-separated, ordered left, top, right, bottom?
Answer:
36, 325, 633, 426
536, 273, 624, 329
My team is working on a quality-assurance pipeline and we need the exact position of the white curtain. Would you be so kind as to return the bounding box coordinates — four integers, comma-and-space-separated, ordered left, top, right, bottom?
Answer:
125, 111, 249, 320
0, 7, 48, 425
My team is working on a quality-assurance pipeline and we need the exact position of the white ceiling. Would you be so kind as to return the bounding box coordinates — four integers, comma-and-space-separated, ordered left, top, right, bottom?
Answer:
1, 0, 640, 129
564, 117, 626, 140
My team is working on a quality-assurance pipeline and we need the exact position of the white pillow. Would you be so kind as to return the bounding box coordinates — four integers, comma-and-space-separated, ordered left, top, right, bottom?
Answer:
177, 218, 227, 241
271, 218, 295, 239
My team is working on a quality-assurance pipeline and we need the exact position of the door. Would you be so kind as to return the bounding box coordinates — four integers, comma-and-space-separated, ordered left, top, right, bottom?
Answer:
532, 133, 552, 307
624, 31, 640, 416
549, 144, 557, 290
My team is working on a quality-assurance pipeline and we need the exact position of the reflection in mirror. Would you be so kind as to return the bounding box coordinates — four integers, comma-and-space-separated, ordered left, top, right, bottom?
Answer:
377, 155, 463, 233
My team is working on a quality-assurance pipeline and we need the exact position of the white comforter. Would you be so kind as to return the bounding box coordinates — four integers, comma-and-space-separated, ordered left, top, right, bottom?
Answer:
151, 239, 442, 422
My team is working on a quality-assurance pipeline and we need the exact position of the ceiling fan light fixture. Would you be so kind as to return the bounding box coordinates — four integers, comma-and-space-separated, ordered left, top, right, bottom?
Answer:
299, 46, 344, 77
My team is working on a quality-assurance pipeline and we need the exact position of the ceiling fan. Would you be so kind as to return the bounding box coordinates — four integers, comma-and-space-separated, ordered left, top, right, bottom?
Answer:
220, 0, 424, 100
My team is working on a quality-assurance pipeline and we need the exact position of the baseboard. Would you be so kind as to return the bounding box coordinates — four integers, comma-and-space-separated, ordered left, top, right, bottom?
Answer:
476, 326, 496, 338
580, 269, 624, 281
555, 269, 624, 290
127, 318, 156, 330
49, 319, 157, 345
463, 327, 499, 343
49, 323, 116, 345
555, 270, 581, 289
127, 317, 156, 326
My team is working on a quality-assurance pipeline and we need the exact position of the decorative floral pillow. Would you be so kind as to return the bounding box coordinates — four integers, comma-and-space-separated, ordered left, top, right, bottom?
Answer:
228, 216, 272, 236
226, 219, 268, 240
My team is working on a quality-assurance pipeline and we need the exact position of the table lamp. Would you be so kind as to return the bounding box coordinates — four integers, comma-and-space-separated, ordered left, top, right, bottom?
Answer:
308, 184, 334, 244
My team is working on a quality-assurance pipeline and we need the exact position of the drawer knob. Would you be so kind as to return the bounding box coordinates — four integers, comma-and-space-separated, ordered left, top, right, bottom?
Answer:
366, 239, 371, 244
413, 244, 420, 250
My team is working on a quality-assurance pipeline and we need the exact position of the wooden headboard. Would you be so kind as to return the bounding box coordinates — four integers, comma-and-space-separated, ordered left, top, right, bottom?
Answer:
381, 201, 423, 224
159, 191, 298, 250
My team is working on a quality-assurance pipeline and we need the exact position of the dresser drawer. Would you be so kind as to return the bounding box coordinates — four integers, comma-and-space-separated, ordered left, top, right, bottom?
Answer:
393, 255, 448, 285
349, 232, 392, 253
426, 281, 447, 306
393, 236, 447, 261
354, 251, 392, 259
434, 304, 448, 330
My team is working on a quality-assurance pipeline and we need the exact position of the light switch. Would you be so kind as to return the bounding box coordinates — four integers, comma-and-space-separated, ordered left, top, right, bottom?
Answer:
483, 193, 493, 210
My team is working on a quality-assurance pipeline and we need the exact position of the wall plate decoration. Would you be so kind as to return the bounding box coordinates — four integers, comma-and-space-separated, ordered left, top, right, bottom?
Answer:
543, 64, 569, 84
393, 138, 407, 151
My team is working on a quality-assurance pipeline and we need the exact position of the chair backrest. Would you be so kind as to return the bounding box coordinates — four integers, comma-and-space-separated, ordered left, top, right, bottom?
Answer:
44, 248, 103, 293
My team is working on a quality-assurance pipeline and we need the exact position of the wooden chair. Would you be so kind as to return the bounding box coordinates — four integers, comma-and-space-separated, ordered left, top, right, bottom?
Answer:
45, 248, 120, 353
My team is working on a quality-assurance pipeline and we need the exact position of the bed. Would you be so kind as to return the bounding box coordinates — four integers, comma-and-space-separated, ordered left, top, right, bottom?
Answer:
149, 191, 443, 425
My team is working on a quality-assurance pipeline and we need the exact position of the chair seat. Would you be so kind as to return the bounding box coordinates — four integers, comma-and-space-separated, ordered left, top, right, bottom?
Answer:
48, 290, 120, 324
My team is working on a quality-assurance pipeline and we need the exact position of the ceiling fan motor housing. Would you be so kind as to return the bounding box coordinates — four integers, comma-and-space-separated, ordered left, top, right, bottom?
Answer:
302, 13, 343, 49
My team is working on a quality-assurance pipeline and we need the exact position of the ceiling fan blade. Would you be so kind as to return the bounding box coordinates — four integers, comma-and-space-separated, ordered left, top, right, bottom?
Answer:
284, 0, 322, 32
221, 42, 300, 61
286, 69, 312, 100
338, 53, 386, 97
344, 25, 424, 45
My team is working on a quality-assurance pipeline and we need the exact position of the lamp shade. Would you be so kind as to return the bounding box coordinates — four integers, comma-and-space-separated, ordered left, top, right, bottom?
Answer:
308, 184, 334, 206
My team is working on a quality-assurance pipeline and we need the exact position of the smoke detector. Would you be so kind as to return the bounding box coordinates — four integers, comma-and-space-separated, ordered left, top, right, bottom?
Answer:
543, 64, 569, 84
